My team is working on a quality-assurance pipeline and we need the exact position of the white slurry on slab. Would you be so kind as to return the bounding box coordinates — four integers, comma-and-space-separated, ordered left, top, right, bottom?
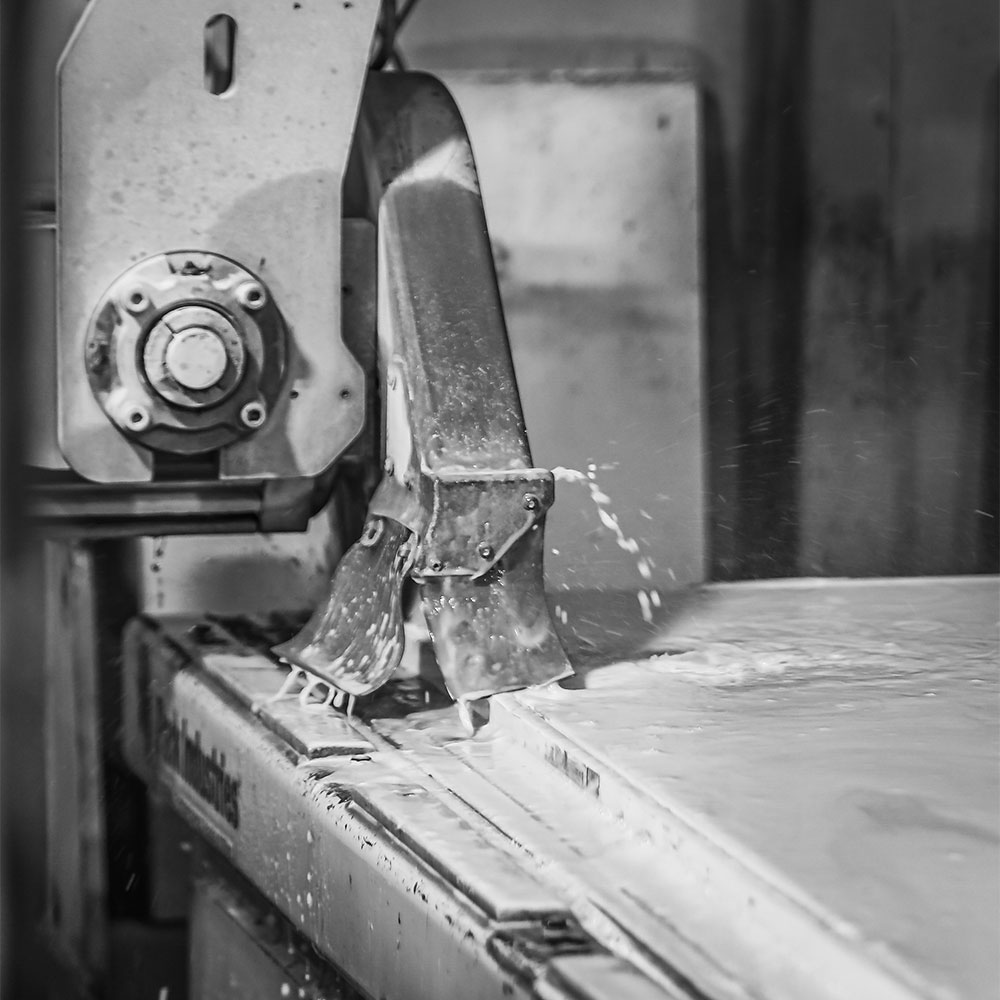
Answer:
516, 577, 1000, 1000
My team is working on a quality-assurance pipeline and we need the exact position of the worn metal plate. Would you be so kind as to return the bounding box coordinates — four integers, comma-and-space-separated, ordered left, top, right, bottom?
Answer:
58, 0, 379, 482
442, 73, 706, 589
199, 650, 376, 759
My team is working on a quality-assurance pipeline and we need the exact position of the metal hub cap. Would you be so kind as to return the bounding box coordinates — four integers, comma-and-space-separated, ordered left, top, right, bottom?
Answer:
163, 326, 228, 390
142, 302, 247, 410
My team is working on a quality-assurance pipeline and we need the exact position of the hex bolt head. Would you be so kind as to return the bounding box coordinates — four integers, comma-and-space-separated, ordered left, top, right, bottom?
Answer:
235, 281, 266, 310
477, 542, 494, 560
125, 288, 150, 314
522, 492, 540, 511
239, 400, 267, 428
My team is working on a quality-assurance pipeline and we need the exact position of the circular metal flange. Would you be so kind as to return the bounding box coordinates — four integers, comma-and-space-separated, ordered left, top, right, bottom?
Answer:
84, 251, 286, 455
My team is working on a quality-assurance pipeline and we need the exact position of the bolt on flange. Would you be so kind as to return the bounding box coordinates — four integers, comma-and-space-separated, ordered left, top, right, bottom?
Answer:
124, 288, 150, 314
239, 400, 267, 429
112, 400, 151, 433
235, 281, 266, 310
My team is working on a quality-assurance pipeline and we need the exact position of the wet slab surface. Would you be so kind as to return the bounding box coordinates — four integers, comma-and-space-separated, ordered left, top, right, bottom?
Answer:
517, 577, 1000, 1000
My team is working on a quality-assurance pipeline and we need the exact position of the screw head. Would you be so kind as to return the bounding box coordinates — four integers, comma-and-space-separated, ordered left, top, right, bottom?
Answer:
239, 401, 267, 428
125, 288, 149, 314
429, 558, 444, 573
477, 542, 494, 560
235, 281, 266, 310
522, 492, 540, 511
121, 402, 151, 432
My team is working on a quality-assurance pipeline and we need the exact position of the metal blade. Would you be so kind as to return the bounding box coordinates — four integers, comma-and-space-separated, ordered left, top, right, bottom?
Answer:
420, 527, 572, 704
273, 517, 415, 697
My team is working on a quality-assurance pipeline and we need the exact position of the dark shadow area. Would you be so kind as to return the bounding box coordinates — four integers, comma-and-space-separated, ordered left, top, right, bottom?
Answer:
976, 69, 999, 572
736, 0, 812, 579
701, 88, 744, 582
2, 1, 50, 996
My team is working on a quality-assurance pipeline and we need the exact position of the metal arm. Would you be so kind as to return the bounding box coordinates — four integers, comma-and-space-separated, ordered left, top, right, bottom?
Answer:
275, 73, 571, 706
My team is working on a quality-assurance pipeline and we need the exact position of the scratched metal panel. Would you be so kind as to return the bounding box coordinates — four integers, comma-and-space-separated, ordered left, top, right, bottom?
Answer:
443, 73, 705, 590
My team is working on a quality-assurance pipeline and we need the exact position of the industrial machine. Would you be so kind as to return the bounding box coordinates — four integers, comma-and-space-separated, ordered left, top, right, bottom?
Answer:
27, 0, 592, 994
34, 0, 569, 709
20, 2, 998, 1000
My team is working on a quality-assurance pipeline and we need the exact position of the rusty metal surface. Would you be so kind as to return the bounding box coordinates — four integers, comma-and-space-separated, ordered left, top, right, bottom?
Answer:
57, 0, 379, 483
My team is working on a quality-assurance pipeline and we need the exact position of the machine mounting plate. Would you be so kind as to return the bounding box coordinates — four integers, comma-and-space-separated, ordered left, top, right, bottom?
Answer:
57, 0, 380, 482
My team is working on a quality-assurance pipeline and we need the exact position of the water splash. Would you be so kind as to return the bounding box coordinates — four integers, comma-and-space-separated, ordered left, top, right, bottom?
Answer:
552, 465, 661, 622
264, 660, 357, 716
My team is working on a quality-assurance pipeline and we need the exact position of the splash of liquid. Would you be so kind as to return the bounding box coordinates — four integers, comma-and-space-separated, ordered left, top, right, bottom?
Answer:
552, 464, 662, 622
